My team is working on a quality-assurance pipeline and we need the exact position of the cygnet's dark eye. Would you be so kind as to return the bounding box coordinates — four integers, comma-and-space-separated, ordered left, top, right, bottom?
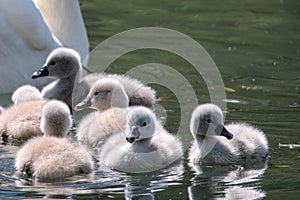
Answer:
94, 91, 99, 96
49, 61, 56, 66
141, 121, 147, 127
207, 119, 211, 123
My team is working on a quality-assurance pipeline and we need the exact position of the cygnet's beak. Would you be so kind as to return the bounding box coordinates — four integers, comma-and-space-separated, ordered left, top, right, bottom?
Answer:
126, 126, 140, 143
74, 97, 91, 111
32, 66, 49, 79
220, 125, 233, 140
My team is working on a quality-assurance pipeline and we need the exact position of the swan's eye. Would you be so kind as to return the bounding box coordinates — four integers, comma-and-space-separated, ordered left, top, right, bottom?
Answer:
49, 61, 56, 66
94, 92, 99, 96
207, 119, 211, 123
141, 122, 147, 127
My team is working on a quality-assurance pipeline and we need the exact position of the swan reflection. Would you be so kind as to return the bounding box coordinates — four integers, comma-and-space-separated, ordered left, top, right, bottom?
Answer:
188, 162, 267, 200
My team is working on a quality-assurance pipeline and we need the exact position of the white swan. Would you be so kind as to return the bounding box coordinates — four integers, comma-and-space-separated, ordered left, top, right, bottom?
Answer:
188, 103, 269, 165
11, 85, 42, 104
0, 0, 88, 94
15, 100, 93, 180
99, 106, 183, 173
75, 78, 129, 148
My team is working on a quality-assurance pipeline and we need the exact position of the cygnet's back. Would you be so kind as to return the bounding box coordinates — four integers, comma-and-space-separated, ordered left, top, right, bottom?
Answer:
11, 85, 43, 104
76, 108, 128, 148
0, 98, 46, 143
0, 85, 44, 143
15, 100, 93, 180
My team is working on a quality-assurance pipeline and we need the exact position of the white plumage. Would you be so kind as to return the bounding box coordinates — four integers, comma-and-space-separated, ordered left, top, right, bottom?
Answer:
0, 0, 88, 94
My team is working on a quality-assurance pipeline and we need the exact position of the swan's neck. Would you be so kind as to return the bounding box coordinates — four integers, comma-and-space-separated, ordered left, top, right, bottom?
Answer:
43, 74, 79, 110
195, 135, 207, 145
112, 100, 129, 109
194, 134, 220, 157
56, 78, 75, 89
33, 0, 89, 60
59, 65, 82, 83
111, 90, 129, 108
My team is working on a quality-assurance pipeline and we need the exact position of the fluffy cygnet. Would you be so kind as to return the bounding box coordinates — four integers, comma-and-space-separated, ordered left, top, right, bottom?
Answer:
99, 106, 183, 173
32, 47, 81, 111
188, 103, 268, 165
15, 100, 93, 180
75, 78, 129, 147
0, 99, 46, 143
0, 85, 46, 142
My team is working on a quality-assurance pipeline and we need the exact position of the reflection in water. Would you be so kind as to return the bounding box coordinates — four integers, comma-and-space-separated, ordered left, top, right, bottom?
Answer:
13, 161, 183, 199
188, 162, 267, 200
1, 142, 184, 199
124, 160, 184, 200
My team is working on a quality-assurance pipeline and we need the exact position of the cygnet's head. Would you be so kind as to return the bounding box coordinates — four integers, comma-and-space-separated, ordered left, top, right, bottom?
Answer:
75, 78, 129, 111
125, 106, 156, 143
11, 85, 42, 104
32, 48, 81, 79
190, 104, 233, 140
40, 100, 72, 137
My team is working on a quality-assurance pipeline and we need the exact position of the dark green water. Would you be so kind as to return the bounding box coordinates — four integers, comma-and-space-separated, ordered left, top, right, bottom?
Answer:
1, 0, 300, 199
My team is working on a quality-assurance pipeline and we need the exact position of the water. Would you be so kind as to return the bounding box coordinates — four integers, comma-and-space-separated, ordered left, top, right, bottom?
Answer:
1, 0, 300, 199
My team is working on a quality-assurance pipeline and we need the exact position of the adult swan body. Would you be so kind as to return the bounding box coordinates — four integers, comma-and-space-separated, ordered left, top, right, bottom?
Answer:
0, 0, 89, 94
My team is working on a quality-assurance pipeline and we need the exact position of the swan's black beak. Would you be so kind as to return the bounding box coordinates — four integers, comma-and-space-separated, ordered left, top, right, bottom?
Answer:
220, 126, 233, 140
32, 66, 49, 79
126, 126, 140, 143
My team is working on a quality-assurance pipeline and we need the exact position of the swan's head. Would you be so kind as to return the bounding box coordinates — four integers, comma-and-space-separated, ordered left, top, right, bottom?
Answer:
32, 48, 81, 79
190, 104, 233, 140
125, 107, 156, 143
40, 100, 72, 137
75, 78, 129, 111
11, 85, 42, 104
